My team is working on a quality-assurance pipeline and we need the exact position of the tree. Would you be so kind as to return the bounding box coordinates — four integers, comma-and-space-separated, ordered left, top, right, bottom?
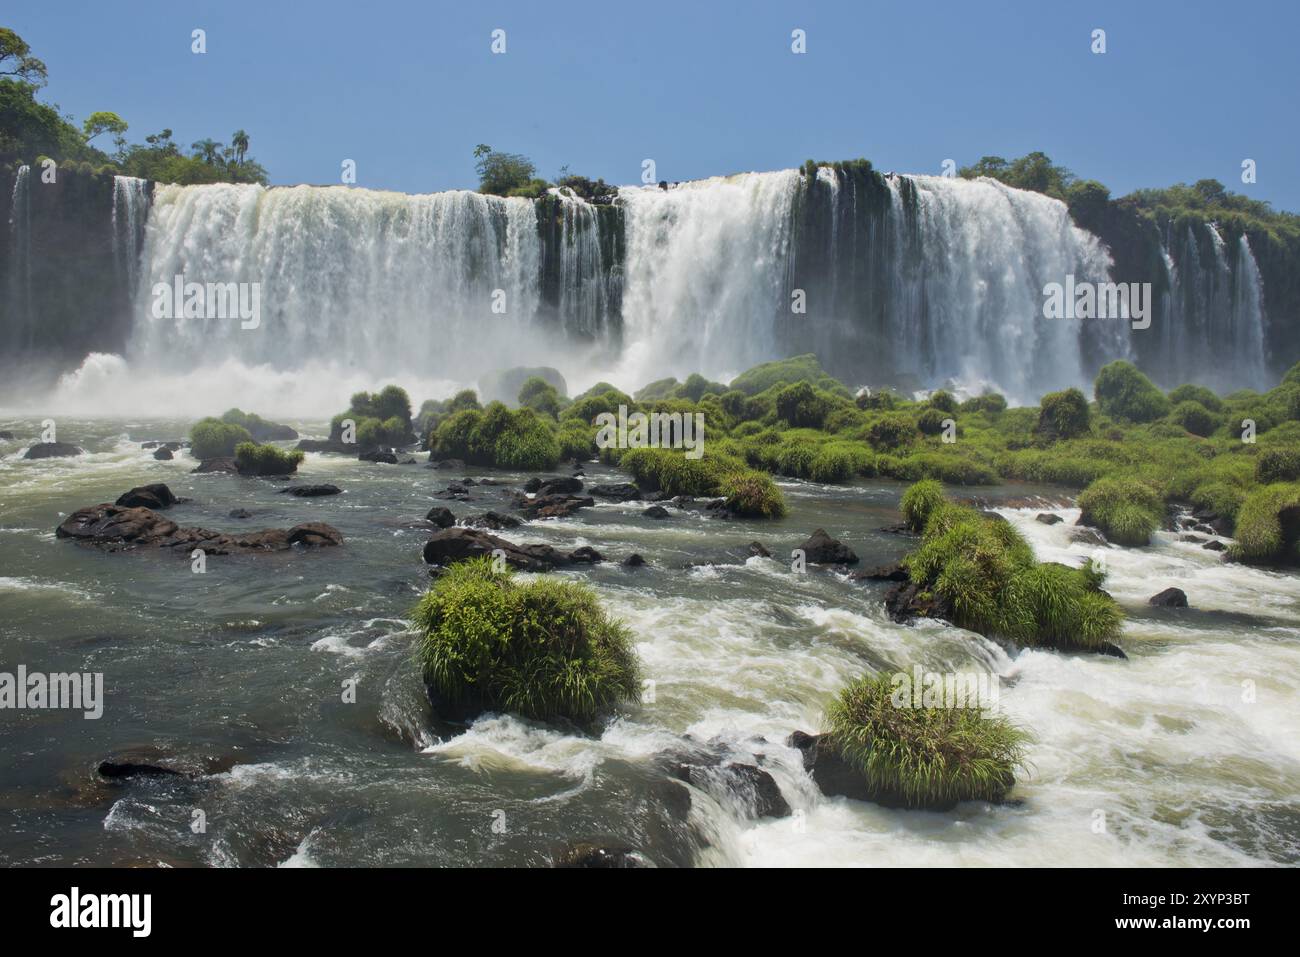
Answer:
191, 138, 222, 164
0, 28, 47, 87
231, 129, 249, 165
82, 111, 128, 156
473, 144, 538, 196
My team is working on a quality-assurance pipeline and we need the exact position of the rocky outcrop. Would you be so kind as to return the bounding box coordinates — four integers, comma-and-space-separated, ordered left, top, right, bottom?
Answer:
277, 484, 342, 497
23, 441, 83, 459
513, 492, 595, 519
56, 504, 342, 554
589, 483, 641, 501
465, 511, 521, 530
422, 527, 594, 571
1149, 586, 1188, 607
115, 483, 179, 509
797, 528, 859, 564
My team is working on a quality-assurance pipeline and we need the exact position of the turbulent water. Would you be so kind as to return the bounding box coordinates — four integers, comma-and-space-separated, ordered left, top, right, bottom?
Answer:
4, 166, 1270, 417
1, 424, 1297, 866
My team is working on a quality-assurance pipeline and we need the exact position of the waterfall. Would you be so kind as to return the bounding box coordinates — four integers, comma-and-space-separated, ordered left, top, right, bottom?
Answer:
112, 176, 150, 293
15, 164, 1281, 414
6, 165, 32, 353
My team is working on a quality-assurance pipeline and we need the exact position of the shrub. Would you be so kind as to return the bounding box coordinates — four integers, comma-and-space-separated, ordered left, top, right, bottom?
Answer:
901, 483, 1123, 650
856, 388, 898, 411
775, 381, 831, 429
926, 390, 958, 413
917, 408, 949, 436
411, 558, 641, 722
1229, 484, 1300, 565
220, 408, 297, 441
960, 393, 1007, 414
1189, 481, 1244, 524
1170, 401, 1217, 437
433, 404, 560, 470
233, 441, 303, 476
518, 375, 561, 418
620, 447, 786, 518
561, 389, 634, 424
190, 418, 253, 459
1036, 388, 1090, 439
1077, 476, 1164, 546
900, 478, 945, 532
728, 354, 847, 397
1256, 447, 1300, 485
822, 673, 1029, 809
869, 413, 916, 450
1167, 383, 1223, 413
718, 471, 787, 518
1094, 360, 1171, 423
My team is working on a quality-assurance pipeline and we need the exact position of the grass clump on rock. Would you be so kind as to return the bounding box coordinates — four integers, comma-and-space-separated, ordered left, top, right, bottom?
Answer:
234, 441, 304, 476
620, 447, 786, 518
411, 558, 641, 722
821, 673, 1029, 809
901, 482, 1123, 651
1077, 476, 1164, 546
1094, 360, 1171, 423
1228, 483, 1300, 565
433, 402, 561, 471
190, 417, 252, 459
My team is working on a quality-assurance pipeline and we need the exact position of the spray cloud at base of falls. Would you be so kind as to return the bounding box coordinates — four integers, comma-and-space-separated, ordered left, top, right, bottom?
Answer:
3, 164, 1283, 415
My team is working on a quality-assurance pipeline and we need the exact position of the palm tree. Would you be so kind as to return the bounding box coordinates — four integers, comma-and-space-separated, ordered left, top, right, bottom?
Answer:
231, 129, 249, 166
191, 138, 221, 164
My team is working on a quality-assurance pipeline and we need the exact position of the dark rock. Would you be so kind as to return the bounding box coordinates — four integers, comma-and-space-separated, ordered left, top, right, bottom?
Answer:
422, 527, 571, 572
798, 528, 859, 565
359, 449, 398, 464
426, 457, 465, 470
622, 553, 646, 567
877, 522, 916, 536
553, 843, 644, 869
1203, 540, 1227, 552
0, 430, 14, 440
569, 546, 604, 564
1070, 527, 1108, 547
465, 511, 521, 530
884, 581, 952, 623
673, 762, 790, 819
537, 476, 583, 496
1149, 587, 1188, 608
152, 447, 174, 460
1180, 534, 1207, 543
589, 482, 641, 502
228, 508, 254, 519
787, 731, 976, 809
850, 562, 909, 583
523, 477, 542, 493
23, 441, 83, 460
643, 505, 670, 519
512, 492, 594, 519
1035, 512, 1064, 525
277, 484, 342, 497
115, 483, 178, 510
56, 504, 343, 554
424, 506, 456, 528
97, 760, 183, 781
458, 478, 479, 487
747, 541, 772, 558
192, 457, 239, 474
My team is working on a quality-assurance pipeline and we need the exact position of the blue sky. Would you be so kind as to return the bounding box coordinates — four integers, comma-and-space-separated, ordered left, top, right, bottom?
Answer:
11, 0, 1299, 211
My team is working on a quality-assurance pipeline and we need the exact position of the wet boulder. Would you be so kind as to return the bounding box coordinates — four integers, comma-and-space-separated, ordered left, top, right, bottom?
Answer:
1148, 587, 1188, 608
23, 441, 83, 459
797, 528, 859, 565
424, 506, 456, 528
115, 483, 179, 510
277, 484, 342, 497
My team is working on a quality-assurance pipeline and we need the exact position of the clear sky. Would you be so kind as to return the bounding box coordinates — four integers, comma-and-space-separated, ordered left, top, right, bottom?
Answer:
10, 0, 1299, 211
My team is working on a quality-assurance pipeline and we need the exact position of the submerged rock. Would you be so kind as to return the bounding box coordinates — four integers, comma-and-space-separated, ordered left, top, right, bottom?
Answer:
115, 483, 179, 510
464, 511, 521, 530
192, 457, 239, 474
97, 760, 184, 781
277, 484, 342, 497
747, 541, 772, 558
1149, 587, 1189, 608
798, 528, 859, 565
622, 553, 646, 567
423, 526, 580, 571
56, 504, 342, 554
590, 482, 640, 502
1203, 539, 1227, 552
849, 562, 909, 583
153, 447, 174, 460
23, 441, 83, 459
513, 492, 595, 519
553, 843, 646, 869
1035, 512, 1064, 525
643, 505, 670, 519
359, 448, 398, 464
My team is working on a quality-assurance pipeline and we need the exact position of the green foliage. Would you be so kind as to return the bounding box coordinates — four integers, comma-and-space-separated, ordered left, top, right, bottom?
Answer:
959, 151, 1074, 201
1228, 484, 1300, 565
433, 402, 560, 470
822, 673, 1029, 809
220, 408, 295, 441
233, 441, 303, 476
856, 388, 898, 411
917, 408, 950, 436
775, 381, 832, 429
474, 144, 542, 197
1256, 447, 1300, 485
1170, 400, 1218, 437
330, 385, 414, 448
1036, 388, 1091, 439
190, 417, 252, 459
960, 392, 1007, 414
518, 375, 561, 418
1077, 476, 1164, 546
1167, 383, 1224, 413
728, 354, 848, 397
902, 484, 1123, 650
411, 558, 641, 722
562, 389, 634, 424
620, 447, 786, 518
900, 479, 945, 532
1094, 360, 1171, 423
926, 390, 958, 413
868, 413, 916, 450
